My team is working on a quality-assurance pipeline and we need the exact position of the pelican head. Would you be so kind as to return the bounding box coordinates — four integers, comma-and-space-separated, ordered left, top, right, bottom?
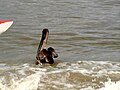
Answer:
48, 47, 58, 58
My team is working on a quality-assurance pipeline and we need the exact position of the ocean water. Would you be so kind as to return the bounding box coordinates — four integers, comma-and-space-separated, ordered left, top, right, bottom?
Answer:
0, 0, 120, 90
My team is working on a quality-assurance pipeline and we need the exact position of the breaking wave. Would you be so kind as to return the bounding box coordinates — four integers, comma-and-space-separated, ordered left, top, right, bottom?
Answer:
0, 61, 120, 90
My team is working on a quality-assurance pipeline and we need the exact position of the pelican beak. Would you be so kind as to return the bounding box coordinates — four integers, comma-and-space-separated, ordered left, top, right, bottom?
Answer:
52, 51, 58, 58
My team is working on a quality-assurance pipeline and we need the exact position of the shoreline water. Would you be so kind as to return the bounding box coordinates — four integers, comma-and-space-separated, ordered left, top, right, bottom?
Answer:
0, 61, 120, 90
0, 0, 120, 89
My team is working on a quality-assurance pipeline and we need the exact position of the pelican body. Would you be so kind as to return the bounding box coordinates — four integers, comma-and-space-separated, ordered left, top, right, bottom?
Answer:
36, 28, 58, 65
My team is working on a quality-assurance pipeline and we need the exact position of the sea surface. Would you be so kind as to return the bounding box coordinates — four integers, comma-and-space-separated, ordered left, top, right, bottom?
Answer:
0, 0, 120, 90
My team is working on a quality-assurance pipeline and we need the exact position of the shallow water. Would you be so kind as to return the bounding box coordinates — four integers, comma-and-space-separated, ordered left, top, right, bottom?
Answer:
0, 0, 120, 90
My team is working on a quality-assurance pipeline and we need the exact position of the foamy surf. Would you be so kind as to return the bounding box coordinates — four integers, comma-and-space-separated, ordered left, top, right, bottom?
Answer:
0, 61, 120, 90
98, 80, 120, 90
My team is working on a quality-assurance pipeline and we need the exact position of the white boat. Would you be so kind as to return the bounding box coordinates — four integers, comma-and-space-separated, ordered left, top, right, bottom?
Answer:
0, 20, 13, 34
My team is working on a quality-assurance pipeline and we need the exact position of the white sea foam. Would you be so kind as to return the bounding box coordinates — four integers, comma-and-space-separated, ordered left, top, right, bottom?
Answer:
81, 87, 95, 90
0, 64, 46, 90
98, 80, 120, 90
0, 70, 45, 90
0, 61, 120, 90
80, 80, 120, 90
15, 73, 44, 90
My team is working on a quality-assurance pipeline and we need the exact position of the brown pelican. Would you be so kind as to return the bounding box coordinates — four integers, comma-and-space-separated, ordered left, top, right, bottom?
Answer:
36, 28, 58, 65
